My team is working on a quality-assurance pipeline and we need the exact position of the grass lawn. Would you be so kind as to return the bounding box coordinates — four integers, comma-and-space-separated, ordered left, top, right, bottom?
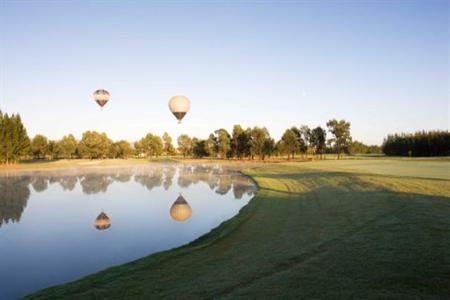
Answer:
26, 159, 450, 299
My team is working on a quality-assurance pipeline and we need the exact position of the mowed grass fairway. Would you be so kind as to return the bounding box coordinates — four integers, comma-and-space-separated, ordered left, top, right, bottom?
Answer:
28, 159, 450, 299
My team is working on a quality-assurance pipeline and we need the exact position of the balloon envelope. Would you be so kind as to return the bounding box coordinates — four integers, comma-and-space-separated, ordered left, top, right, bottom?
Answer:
168, 95, 190, 123
93, 89, 110, 108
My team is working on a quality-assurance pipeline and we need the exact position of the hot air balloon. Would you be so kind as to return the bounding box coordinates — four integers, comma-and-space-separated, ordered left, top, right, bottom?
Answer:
93, 89, 110, 109
170, 194, 192, 222
94, 212, 111, 230
168, 95, 190, 123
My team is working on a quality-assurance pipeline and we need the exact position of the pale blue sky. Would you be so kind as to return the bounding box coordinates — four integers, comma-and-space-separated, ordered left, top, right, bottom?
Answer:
0, 0, 448, 145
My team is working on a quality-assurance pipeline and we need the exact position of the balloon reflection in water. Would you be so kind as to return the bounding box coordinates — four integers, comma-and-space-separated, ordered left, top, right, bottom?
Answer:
170, 194, 192, 222
95, 212, 112, 230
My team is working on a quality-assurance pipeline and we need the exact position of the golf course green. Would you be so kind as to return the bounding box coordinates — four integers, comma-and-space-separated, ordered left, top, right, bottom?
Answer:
27, 159, 450, 299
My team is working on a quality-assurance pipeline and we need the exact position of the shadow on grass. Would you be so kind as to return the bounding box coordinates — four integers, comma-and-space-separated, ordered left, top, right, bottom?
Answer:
19, 159, 60, 164
252, 168, 450, 183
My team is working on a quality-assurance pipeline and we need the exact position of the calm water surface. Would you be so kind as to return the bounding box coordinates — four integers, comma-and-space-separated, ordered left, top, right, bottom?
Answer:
0, 164, 256, 299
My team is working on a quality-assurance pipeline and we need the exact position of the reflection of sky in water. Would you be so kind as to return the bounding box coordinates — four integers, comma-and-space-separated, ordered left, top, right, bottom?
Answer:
0, 164, 256, 300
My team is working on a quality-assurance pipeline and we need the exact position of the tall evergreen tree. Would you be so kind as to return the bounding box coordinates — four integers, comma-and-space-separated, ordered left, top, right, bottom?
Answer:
382, 131, 449, 156
12, 114, 31, 162
0, 112, 30, 164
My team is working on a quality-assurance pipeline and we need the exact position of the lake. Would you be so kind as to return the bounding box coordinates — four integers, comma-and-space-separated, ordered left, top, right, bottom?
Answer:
0, 164, 256, 299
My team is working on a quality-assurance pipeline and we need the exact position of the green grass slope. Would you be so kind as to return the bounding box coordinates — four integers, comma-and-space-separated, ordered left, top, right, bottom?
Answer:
26, 160, 450, 299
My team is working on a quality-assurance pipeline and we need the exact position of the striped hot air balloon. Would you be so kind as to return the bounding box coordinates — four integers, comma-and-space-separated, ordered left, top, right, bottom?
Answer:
93, 89, 110, 109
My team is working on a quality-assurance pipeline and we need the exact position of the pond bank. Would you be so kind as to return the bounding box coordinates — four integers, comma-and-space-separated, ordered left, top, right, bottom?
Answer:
25, 160, 450, 299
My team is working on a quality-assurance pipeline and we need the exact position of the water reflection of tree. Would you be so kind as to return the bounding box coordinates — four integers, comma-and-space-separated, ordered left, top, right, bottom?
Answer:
0, 176, 31, 226
177, 165, 222, 190
31, 177, 48, 192
25, 165, 257, 198
80, 174, 113, 194
216, 174, 233, 195
176, 165, 256, 199
48, 176, 59, 185
135, 168, 164, 191
32, 175, 79, 193
177, 165, 194, 188
191, 165, 219, 189
58, 176, 78, 191
231, 175, 257, 199
111, 173, 132, 183
46, 175, 79, 191
163, 167, 176, 190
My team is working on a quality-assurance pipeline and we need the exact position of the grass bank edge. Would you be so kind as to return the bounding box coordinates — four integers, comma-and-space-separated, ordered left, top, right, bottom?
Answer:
24, 166, 264, 299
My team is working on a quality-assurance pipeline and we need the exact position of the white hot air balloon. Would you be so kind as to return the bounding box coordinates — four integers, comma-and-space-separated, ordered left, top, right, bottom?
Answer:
168, 95, 190, 123
93, 89, 110, 109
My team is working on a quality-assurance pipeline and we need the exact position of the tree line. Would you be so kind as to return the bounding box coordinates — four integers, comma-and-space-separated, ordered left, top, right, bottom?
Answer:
382, 130, 450, 157
0, 111, 30, 164
2, 110, 388, 164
